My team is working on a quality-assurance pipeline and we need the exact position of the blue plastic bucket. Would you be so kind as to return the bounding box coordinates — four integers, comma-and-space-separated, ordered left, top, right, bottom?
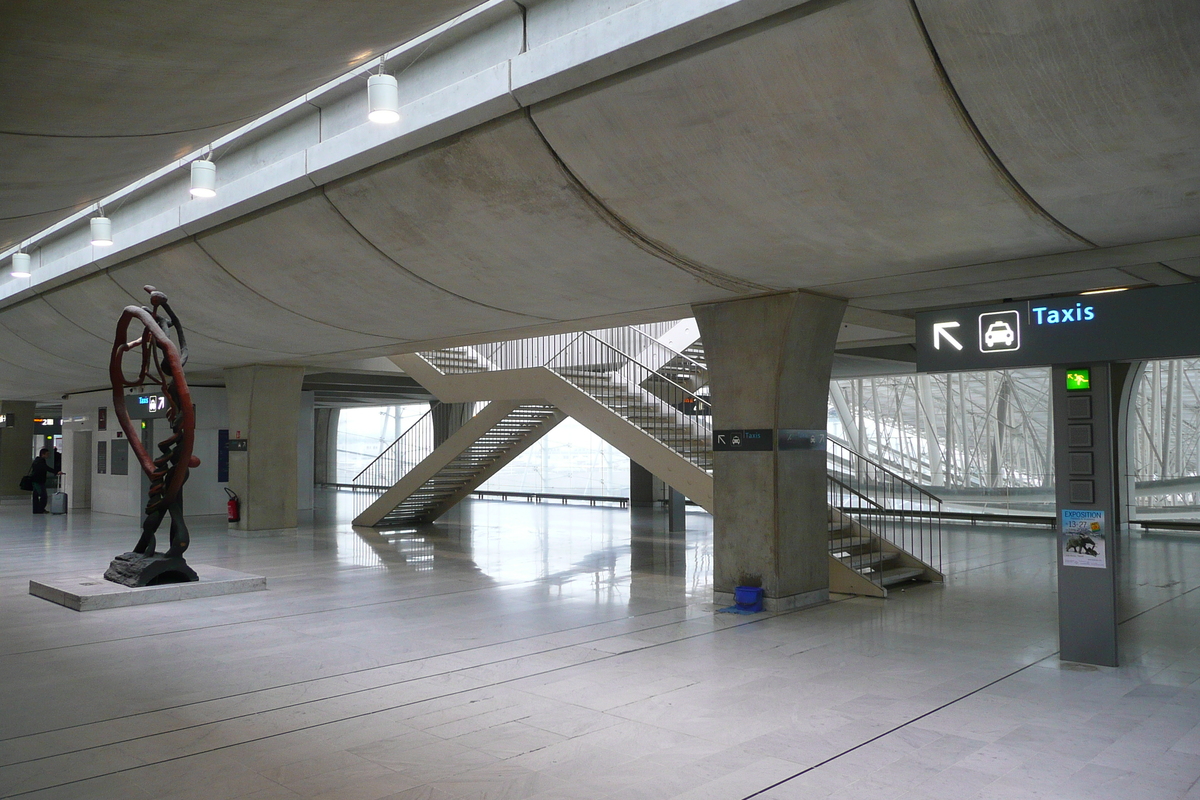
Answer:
734, 585, 764, 611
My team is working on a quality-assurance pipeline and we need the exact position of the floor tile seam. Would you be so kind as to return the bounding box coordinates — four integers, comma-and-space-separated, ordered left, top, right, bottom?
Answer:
0, 602, 712, 757
0, 571, 640, 658
736, 649, 1064, 800
1118, 581, 1200, 628
0, 604, 796, 797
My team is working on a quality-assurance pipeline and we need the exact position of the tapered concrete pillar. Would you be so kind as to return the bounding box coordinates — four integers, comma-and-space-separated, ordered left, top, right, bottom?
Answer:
694, 291, 846, 610
225, 365, 305, 531
0, 401, 36, 499
314, 407, 339, 486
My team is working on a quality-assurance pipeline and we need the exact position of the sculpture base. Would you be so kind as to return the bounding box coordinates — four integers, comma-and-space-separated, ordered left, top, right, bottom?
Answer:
104, 552, 199, 587
30, 565, 265, 611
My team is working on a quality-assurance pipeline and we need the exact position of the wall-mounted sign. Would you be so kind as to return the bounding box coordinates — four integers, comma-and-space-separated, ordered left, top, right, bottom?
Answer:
125, 394, 169, 419
917, 283, 1200, 372
98, 407, 107, 431
1065, 369, 1091, 391
713, 429, 773, 451
778, 430, 827, 451
0, 414, 12, 428
1061, 509, 1106, 569
225, 439, 248, 451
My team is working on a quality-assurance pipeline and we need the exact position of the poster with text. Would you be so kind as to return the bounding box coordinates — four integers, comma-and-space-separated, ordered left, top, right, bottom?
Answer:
1061, 509, 1106, 568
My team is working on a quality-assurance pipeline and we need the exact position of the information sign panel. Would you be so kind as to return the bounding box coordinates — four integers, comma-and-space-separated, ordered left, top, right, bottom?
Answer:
125, 394, 170, 420
917, 283, 1200, 372
713, 429, 773, 451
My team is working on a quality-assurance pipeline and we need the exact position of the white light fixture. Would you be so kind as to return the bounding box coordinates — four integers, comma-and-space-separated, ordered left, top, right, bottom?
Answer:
190, 159, 217, 198
367, 73, 400, 124
10, 251, 31, 278
1080, 286, 1129, 295
90, 213, 113, 247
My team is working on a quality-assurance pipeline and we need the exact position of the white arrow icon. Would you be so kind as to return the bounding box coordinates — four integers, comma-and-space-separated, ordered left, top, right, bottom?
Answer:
933, 321, 963, 351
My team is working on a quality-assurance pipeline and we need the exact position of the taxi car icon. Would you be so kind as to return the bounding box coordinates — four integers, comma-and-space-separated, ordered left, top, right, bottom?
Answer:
983, 320, 1016, 348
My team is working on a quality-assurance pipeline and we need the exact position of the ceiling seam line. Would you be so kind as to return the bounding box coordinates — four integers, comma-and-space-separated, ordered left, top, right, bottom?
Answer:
316, 188, 556, 322
907, 0, 1095, 248
0, 114, 261, 140
186, 235, 401, 340
521, 108, 772, 295
98, 273, 315, 356
0, 304, 111, 372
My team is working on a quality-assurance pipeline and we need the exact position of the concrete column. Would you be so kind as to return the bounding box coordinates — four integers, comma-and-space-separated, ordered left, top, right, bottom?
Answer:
313, 407, 339, 485
668, 487, 686, 532
630, 461, 655, 507
224, 365, 305, 531
694, 291, 846, 611
0, 401, 36, 499
431, 402, 473, 447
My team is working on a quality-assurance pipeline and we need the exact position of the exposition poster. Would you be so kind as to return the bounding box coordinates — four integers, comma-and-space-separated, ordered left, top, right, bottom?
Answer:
1061, 509, 1106, 568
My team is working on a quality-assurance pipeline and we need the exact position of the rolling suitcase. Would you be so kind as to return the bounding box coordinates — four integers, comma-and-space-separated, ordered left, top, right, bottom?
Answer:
50, 474, 67, 515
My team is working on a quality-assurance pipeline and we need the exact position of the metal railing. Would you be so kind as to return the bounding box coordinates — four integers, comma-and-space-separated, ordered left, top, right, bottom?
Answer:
418, 324, 713, 472
549, 332, 712, 471
420, 322, 693, 376
351, 401, 486, 492
827, 437, 943, 584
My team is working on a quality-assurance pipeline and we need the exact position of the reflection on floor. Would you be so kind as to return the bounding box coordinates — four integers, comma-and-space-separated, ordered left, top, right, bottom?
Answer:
1, 492, 1199, 799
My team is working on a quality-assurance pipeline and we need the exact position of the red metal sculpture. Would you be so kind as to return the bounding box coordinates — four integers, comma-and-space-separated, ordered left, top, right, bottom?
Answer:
105, 286, 201, 585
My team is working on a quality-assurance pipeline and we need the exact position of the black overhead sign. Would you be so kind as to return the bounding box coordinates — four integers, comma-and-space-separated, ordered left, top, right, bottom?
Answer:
713, 429, 773, 451
916, 283, 1200, 373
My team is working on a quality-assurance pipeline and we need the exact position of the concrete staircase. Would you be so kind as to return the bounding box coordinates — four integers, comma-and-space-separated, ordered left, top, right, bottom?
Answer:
827, 508, 931, 598
354, 322, 942, 596
355, 401, 564, 525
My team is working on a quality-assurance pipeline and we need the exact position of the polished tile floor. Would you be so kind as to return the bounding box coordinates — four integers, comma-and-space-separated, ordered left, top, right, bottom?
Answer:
1, 493, 1200, 799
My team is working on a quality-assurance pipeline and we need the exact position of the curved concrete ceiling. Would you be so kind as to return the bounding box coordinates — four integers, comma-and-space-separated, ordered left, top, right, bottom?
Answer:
324, 113, 751, 318
3, 0, 1199, 401
918, 0, 1200, 246
0, 0, 479, 251
530, 0, 1087, 289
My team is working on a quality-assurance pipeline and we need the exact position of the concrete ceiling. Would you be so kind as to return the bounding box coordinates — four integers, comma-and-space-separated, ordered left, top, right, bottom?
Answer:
0, 0, 480, 252
3, 0, 1199, 401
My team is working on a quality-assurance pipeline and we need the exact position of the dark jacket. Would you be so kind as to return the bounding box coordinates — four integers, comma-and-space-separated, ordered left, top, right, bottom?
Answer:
30, 457, 50, 483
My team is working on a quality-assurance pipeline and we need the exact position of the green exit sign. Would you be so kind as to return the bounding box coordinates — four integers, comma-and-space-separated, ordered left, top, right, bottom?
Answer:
1066, 369, 1091, 391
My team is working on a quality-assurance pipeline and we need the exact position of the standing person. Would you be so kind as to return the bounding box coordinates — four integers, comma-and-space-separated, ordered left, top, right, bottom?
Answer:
30, 448, 52, 514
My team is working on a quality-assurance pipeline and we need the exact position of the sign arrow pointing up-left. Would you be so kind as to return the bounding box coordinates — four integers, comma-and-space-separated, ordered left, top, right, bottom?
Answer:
933, 321, 963, 351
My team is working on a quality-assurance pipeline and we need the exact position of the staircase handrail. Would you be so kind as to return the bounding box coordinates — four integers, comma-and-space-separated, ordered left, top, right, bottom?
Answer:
567, 332, 712, 429
623, 325, 708, 375
827, 473, 887, 512
351, 404, 438, 483
827, 434, 943, 505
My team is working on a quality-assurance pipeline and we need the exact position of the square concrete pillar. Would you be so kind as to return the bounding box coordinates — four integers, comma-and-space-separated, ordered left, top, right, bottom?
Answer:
224, 365, 306, 531
694, 291, 845, 610
0, 401, 37, 499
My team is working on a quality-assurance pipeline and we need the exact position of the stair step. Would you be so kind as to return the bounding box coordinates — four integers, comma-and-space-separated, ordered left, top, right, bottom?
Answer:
880, 567, 926, 587
840, 552, 899, 570
829, 536, 873, 550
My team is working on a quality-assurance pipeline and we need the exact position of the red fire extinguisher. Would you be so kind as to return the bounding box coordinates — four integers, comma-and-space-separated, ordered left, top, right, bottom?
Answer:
225, 488, 240, 523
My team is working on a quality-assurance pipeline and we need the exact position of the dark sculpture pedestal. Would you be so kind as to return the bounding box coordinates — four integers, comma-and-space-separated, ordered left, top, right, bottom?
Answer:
104, 552, 199, 587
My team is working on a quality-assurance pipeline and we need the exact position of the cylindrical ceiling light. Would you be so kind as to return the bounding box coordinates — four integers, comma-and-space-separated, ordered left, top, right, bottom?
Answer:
10, 251, 31, 278
367, 73, 400, 124
190, 159, 217, 198
90, 213, 113, 247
